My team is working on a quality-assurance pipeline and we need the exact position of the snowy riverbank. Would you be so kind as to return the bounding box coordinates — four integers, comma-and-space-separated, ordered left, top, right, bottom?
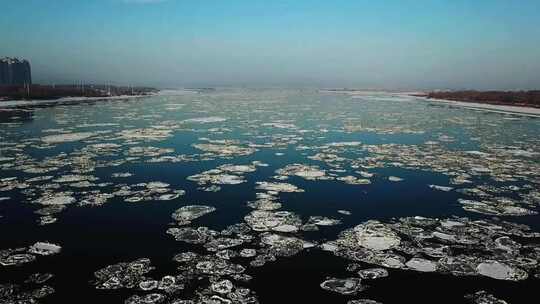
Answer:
414, 96, 540, 118
0, 94, 156, 108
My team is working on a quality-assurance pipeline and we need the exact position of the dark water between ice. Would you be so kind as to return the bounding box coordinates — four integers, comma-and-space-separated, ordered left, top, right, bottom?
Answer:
0, 89, 539, 304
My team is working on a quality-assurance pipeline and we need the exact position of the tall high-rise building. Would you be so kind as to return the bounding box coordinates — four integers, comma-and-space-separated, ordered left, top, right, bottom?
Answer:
0, 57, 32, 85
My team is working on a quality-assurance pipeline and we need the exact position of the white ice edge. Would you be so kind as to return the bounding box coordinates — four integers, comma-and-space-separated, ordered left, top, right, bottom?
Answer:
411, 95, 540, 117
0, 93, 159, 108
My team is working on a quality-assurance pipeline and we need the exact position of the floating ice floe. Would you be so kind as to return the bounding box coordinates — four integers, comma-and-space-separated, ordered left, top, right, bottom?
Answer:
275, 164, 329, 181
260, 233, 311, 257
458, 198, 537, 216
125, 293, 165, 304
183, 116, 227, 123
405, 258, 438, 272
356, 267, 389, 280
171, 205, 216, 225
304, 216, 341, 229
320, 278, 365, 295
119, 128, 173, 141
465, 290, 509, 304
261, 122, 297, 129
247, 193, 282, 211
34, 194, 76, 206
112, 172, 133, 178
28, 242, 62, 256
193, 143, 257, 157
476, 260, 528, 281
188, 163, 258, 187
156, 192, 184, 201
0, 251, 36, 266
349, 220, 401, 251
167, 227, 218, 244
337, 175, 371, 185
240, 249, 257, 258
244, 210, 302, 232
255, 182, 304, 193
211, 279, 234, 294
139, 280, 158, 291
41, 132, 97, 144
1, 242, 61, 267
205, 237, 244, 251
326, 141, 362, 147
429, 184, 454, 192
127, 146, 174, 157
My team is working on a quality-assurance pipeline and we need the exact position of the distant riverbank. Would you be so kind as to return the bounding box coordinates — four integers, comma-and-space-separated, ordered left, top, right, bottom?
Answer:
0, 84, 157, 102
413, 94, 540, 117
0, 94, 156, 108
414, 91, 540, 108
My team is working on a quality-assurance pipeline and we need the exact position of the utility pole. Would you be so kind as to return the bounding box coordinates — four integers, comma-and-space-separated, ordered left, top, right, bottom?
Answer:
24, 82, 30, 98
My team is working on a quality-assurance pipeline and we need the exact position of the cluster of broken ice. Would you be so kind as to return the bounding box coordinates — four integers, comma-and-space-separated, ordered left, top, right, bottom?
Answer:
118, 128, 173, 141
344, 124, 425, 135
187, 163, 260, 191
1, 242, 62, 266
323, 216, 539, 281
465, 290, 509, 304
254, 182, 304, 194
192, 139, 257, 158
274, 164, 329, 181
94, 258, 158, 290
126, 146, 174, 158
10, 177, 187, 224
274, 160, 372, 185
458, 198, 537, 216
247, 192, 282, 211
167, 226, 217, 244
171, 205, 216, 226
0, 277, 55, 303
94, 248, 259, 303
119, 182, 185, 203
244, 210, 302, 233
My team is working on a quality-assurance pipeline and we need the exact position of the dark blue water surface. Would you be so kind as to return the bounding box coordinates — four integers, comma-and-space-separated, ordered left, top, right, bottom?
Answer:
0, 89, 539, 304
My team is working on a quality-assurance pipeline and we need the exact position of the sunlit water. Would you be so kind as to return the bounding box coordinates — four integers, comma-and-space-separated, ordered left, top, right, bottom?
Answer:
1, 89, 539, 304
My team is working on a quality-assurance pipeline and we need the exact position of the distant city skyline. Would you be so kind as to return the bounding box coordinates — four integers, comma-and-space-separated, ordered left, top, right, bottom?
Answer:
1, 0, 539, 90
0, 57, 32, 85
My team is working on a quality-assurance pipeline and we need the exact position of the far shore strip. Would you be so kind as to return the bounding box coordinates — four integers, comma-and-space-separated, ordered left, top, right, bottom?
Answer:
0, 94, 154, 108
3, 91, 540, 118
411, 96, 540, 117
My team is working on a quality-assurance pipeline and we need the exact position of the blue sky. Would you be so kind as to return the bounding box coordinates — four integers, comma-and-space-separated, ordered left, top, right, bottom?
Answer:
1, 0, 539, 89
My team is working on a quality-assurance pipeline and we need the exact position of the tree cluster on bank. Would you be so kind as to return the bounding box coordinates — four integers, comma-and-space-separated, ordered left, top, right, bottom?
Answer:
426, 90, 540, 108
